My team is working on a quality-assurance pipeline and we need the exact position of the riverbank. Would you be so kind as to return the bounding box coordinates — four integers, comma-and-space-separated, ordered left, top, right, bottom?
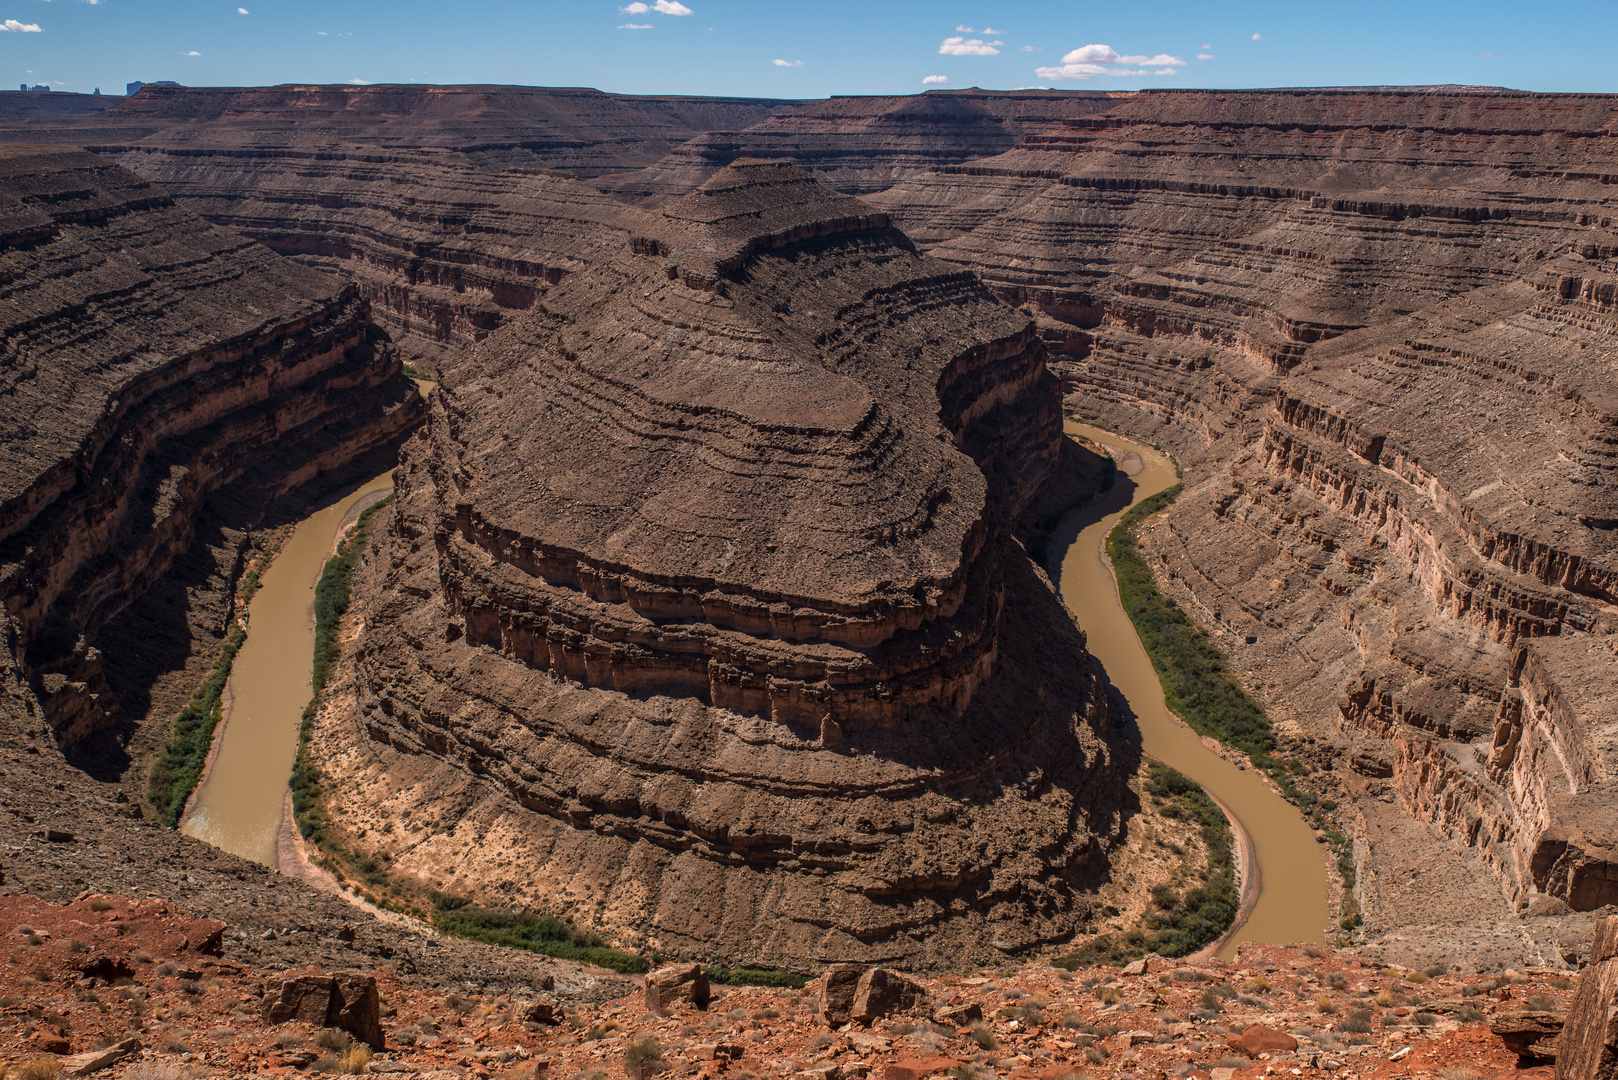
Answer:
178, 472, 395, 865
1053, 420, 1329, 955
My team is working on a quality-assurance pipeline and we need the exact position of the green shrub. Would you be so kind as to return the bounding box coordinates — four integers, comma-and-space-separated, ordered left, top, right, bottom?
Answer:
703, 966, 806, 989
291, 495, 392, 846
146, 626, 247, 826
1107, 486, 1274, 756
430, 901, 648, 974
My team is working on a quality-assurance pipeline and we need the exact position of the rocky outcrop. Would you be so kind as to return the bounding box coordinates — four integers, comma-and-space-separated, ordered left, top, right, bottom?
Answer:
262, 970, 385, 1049
1559, 916, 1618, 1079
0, 144, 423, 749
317, 162, 1123, 969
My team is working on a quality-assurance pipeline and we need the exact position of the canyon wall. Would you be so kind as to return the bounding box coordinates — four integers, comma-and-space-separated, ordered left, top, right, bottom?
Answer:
0, 144, 423, 751
0, 88, 1126, 360
2, 82, 1612, 957
871, 88, 1618, 932
314, 162, 1124, 969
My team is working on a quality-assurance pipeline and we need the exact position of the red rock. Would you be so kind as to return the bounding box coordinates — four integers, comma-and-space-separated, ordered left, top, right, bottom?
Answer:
1227, 1024, 1299, 1057
880, 1058, 959, 1080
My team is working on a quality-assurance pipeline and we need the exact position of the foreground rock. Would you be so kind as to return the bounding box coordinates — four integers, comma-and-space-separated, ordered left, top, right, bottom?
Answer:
317, 160, 1125, 969
262, 970, 386, 1049
1559, 916, 1618, 1079
0, 911, 1571, 1079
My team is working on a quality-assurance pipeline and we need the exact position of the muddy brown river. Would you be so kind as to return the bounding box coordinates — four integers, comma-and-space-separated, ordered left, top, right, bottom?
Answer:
180, 419, 1323, 949
180, 473, 395, 866
1052, 422, 1328, 955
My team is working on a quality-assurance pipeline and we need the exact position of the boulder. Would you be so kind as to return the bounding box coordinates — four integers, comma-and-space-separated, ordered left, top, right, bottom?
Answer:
851, 967, 930, 1025
1227, 1024, 1299, 1057
933, 1002, 983, 1026
820, 964, 867, 1025
644, 963, 710, 1015
60, 1037, 139, 1076
519, 998, 560, 1025
261, 969, 385, 1049
1493, 1012, 1564, 1060
880, 1059, 959, 1080
1557, 915, 1618, 1080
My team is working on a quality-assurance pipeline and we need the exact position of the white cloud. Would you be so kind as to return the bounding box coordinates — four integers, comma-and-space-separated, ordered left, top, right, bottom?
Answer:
620, 2, 649, 11
618, 22, 651, 28
939, 36, 999, 55
1196, 53, 1215, 60
317, 30, 326, 34
347, 78, 369, 84
238, 6, 249, 12
1018, 45, 1041, 52
1035, 43, 1187, 80
2, 19, 42, 31
186, 49, 200, 55
1478, 51, 1496, 57
982, 26, 1004, 34
922, 74, 948, 84
1200, 43, 1212, 49
651, 0, 691, 13
772, 58, 801, 66
956, 24, 974, 32
1251, 32, 1266, 41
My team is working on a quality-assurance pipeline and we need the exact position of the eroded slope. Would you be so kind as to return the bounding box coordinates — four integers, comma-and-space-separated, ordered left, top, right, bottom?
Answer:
319, 162, 1125, 969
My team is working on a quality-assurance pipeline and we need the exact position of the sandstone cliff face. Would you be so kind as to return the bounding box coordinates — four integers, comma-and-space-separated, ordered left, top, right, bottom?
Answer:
873, 88, 1618, 930
321, 162, 1123, 968
0, 144, 423, 749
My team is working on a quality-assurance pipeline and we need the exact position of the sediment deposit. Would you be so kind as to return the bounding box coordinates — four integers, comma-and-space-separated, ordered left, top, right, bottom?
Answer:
315, 161, 1124, 969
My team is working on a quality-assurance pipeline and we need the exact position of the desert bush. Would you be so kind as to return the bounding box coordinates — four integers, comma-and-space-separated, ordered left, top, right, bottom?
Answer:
315, 1028, 351, 1052
11, 1059, 62, 1080
1524, 995, 1557, 1012
968, 1022, 997, 1050
624, 1034, 667, 1080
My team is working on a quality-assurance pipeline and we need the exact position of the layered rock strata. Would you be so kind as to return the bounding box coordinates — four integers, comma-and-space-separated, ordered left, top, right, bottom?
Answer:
0, 86, 795, 361
597, 89, 1123, 203
323, 162, 1123, 968
106, 148, 649, 353
871, 88, 1618, 930
0, 144, 423, 749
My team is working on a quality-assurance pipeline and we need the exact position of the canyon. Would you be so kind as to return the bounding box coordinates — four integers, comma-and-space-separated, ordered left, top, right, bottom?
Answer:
315, 159, 1126, 969
0, 82, 1613, 984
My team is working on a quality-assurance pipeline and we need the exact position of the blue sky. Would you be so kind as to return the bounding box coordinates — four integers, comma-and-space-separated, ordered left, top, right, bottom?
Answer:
4, 0, 1615, 98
